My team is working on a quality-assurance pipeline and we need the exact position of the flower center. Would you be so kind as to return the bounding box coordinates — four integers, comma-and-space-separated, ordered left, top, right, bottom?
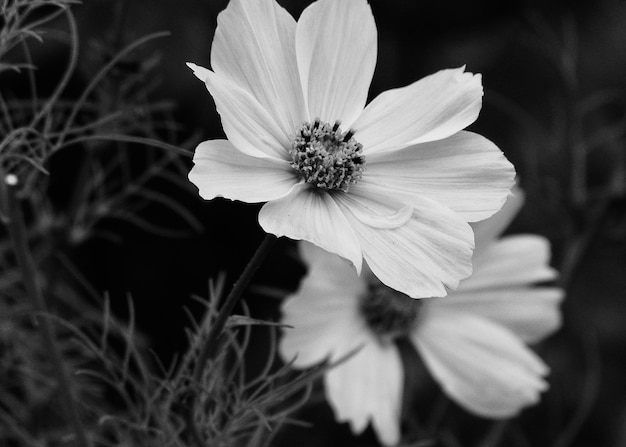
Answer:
359, 281, 422, 342
289, 119, 365, 192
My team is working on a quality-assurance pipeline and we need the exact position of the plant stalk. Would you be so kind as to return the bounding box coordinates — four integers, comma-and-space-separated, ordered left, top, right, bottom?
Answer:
193, 233, 277, 383
181, 233, 277, 447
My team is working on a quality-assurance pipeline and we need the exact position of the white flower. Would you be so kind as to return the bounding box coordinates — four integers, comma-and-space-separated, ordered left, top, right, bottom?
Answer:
187, 0, 515, 298
279, 191, 564, 446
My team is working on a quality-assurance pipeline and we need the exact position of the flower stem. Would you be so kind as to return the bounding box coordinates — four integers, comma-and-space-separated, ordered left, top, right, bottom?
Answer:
4, 175, 91, 447
180, 233, 277, 446
192, 233, 277, 383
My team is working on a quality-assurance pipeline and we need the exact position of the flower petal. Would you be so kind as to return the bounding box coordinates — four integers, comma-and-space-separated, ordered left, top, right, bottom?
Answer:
362, 131, 515, 222
471, 185, 524, 252
187, 62, 211, 83
353, 67, 483, 154
188, 139, 298, 203
432, 287, 563, 344
413, 311, 549, 418
296, 0, 377, 128
463, 235, 559, 290
432, 234, 564, 343
279, 261, 367, 367
325, 340, 403, 446
259, 185, 362, 272
198, 67, 291, 160
210, 0, 306, 136
335, 185, 474, 297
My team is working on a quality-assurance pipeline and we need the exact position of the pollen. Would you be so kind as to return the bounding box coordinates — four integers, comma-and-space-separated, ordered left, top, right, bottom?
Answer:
359, 281, 422, 342
289, 119, 365, 192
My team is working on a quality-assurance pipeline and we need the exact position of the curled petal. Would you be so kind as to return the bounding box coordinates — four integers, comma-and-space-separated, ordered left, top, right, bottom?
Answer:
296, 0, 377, 127
363, 131, 515, 222
337, 185, 413, 230
188, 140, 297, 203
336, 187, 474, 297
210, 0, 306, 135
413, 311, 549, 418
325, 340, 403, 446
353, 67, 483, 154
259, 184, 362, 272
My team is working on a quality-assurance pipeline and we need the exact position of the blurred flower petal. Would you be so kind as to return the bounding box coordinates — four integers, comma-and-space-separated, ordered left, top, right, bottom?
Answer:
431, 287, 563, 343
325, 339, 403, 446
280, 249, 367, 366
471, 185, 524, 255
413, 311, 549, 418
462, 235, 559, 290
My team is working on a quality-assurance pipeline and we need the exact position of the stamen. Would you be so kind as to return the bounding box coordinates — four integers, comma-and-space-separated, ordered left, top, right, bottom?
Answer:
359, 281, 422, 342
289, 119, 365, 192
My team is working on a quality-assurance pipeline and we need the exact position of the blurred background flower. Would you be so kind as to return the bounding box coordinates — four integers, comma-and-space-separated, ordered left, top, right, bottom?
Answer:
279, 189, 563, 446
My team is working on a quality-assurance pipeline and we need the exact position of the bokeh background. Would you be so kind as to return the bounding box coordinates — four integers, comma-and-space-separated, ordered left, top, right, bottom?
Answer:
3, 0, 626, 445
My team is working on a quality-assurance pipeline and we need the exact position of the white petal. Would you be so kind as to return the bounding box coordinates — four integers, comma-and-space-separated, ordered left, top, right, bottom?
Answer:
259, 184, 362, 272
432, 287, 564, 343
431, 234, 564, 343
463, 235, 559, 290
187, 62, 211, 82
296, 0, 377, 128
280, 245, 367, 367
325, 339, 403, 446
189, 140, 298, 203
210, 0, 306, 136
335, 185, 474, 298
413, 311, 549, 418
336, 186, 413, 230
200, 68, 291, 160
280, 278, 366, 367
297, 242, 367, 303
353, 67, 483, 154
362, 131, 515, 222
471, 185, 524, 255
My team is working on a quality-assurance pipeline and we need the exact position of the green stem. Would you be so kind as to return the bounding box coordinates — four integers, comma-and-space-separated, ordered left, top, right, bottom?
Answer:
4, 175, 91, 447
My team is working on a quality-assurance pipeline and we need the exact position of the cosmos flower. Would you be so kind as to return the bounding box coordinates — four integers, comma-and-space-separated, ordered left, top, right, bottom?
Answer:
279, 192, 563, 446
187, 0, 515, 297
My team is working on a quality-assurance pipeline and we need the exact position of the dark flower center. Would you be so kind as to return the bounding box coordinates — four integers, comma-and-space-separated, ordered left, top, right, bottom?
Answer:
289, 119, 365, 192
359, 281, 422, 342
